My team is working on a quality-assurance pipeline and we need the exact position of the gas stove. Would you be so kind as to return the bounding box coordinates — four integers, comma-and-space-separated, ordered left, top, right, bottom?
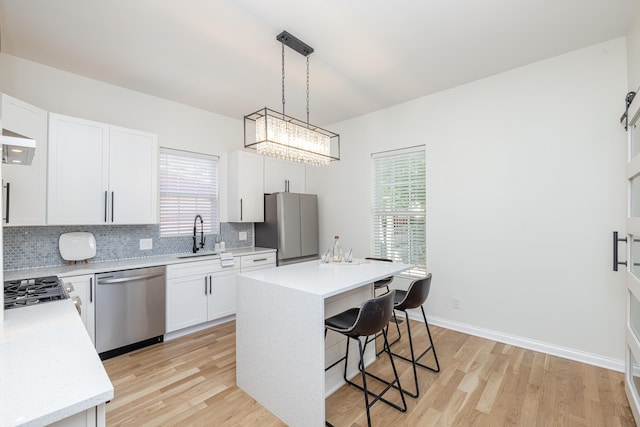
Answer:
4, 276, 69, 310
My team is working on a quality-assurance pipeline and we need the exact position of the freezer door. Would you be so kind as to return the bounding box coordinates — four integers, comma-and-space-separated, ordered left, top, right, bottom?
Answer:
255, 194, 279, 249
300, 194, 318, 258
277, 192, 302, 260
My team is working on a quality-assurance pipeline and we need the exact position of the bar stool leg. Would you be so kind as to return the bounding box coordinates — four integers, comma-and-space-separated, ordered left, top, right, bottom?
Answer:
390, 307, 440, 398
357, 337, 373, 427
341, 335, 407, 426
369, 287, 401, 355
418, 306, 440, 372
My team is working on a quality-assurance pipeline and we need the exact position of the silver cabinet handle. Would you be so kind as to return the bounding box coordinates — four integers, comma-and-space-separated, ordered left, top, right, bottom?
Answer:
111, 191, 115, 223
97, 272, 165, 284
104, 191, 108, 223
253, 258, 268, 263
209, 275, 212, 294
240, 198, 243, 221
205, 276, 208, 295
90, 277, 93, 303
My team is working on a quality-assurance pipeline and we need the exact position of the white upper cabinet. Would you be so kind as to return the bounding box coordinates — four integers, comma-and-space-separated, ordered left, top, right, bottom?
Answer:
47, 114, 109, 225
0, 94, 48, 226
108, 126, 158, 224
228, 150, 264, 222
47, 113, 158, 225
263, 156, 306, 194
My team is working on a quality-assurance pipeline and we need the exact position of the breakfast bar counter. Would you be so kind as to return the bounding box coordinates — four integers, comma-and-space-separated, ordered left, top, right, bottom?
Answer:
236, 259, 411, 427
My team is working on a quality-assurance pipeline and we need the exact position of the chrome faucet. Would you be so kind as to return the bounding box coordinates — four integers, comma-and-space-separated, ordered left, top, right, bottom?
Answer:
193, 214, 205, 253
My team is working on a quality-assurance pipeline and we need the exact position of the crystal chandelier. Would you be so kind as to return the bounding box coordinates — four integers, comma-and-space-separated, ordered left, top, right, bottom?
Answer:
244, 31, 340, 166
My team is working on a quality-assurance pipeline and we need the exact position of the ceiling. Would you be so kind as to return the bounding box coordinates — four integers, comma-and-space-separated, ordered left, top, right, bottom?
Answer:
0, 0, 637, 126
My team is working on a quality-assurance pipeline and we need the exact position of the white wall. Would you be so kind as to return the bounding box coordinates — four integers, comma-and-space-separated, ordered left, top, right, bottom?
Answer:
628, 7, 640, 91
0, 53, 243, 222
308, 38, 628, 367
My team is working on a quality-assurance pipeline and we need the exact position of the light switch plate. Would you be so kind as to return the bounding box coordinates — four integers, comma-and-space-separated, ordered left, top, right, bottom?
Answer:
239, 231, 248, 241
140, 238, 153, 250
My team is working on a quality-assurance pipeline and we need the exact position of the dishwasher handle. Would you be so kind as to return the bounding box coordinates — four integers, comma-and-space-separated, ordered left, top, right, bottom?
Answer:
97, 272, 165, 284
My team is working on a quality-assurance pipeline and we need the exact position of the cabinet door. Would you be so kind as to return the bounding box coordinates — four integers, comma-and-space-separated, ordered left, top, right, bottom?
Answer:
1, 94, 48, 226
228, 150, 264, 222
48, 114, 109, 225
109, 126, 158, 224
207, 269, 237, 320
62, 274, 95, 345
166, 273, 208, 333
264, 156, 306, 194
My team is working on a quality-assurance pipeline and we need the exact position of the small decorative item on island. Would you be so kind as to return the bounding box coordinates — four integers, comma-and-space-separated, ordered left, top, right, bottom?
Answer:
332, 236, 344, 262
344, 248, 353, 263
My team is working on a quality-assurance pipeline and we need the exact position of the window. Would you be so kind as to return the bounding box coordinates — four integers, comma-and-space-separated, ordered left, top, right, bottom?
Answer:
371, 146, 426, 277
159, 148, 219, 237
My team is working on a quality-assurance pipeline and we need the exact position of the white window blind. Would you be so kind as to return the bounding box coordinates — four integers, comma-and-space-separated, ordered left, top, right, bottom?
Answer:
159, 148, 219, 237
371, 146, 426, 277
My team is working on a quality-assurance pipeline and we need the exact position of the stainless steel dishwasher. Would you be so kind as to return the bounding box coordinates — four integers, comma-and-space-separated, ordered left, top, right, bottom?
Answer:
95, 265, 166, 359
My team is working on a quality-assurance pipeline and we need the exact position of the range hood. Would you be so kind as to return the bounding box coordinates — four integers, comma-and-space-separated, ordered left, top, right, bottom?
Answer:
1, 129, 36, 165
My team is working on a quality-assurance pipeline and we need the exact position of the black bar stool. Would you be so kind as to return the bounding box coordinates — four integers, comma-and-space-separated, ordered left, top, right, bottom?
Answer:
325, 291, 407, 427
364, 257, 401, 349
389, 273, 440, 398
365, 257, 394, 295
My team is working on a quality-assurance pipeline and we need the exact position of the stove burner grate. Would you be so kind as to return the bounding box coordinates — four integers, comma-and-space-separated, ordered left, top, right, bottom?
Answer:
4, 276, 68, 310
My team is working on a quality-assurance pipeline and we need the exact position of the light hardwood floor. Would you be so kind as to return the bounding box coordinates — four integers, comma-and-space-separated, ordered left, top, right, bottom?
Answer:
103, 320, 635, 426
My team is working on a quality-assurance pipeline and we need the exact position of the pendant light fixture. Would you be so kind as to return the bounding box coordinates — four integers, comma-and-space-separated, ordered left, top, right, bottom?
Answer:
244, 31, 340, 166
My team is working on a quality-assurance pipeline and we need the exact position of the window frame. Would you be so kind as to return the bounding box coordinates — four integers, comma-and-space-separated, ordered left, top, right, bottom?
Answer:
371, 145, 426, 278
159, 147, 220, 237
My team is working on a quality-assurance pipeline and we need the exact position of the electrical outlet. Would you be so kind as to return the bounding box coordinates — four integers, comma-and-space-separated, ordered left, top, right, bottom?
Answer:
452, 297, 460, 309
140, 238, 153, 250
239, 231, 247, 241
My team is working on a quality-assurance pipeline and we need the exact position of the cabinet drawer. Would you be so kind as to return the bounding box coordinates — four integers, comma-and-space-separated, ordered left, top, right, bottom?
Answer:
168, 257, 240, 279
240, 252, 276, 270
168, 259, 218, 279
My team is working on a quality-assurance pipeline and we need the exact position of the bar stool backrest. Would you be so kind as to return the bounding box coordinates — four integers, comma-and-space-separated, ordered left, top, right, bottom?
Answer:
365, 257, 393, 288
349, 290, 396, 337
395, 273, 433, 311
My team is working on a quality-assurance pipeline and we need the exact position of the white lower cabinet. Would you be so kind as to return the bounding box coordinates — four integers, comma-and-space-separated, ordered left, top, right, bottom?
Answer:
166, 259, 240, 333
49, 403, 106, 427
62, 274, 95, 345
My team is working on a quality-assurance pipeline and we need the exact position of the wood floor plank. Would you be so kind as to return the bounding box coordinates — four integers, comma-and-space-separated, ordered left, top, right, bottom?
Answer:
103, 320, 636, 426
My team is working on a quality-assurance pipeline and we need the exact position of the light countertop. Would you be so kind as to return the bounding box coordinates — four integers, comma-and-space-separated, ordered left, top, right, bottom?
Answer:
238, 258, 411, 298
0, 299, 114, 426
5, 246, 276, 281
1, 246, 276, 426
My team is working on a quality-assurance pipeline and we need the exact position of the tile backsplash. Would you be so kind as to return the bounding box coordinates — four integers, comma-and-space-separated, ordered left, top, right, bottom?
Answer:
3, 222, 253, 270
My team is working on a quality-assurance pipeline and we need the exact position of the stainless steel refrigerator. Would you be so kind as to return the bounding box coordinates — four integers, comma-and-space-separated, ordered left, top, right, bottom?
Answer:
255, 192, 319, 265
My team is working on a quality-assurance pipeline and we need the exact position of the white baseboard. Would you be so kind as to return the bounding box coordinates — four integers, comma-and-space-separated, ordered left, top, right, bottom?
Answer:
164, 315, 235, 341
408, 313, 624, 373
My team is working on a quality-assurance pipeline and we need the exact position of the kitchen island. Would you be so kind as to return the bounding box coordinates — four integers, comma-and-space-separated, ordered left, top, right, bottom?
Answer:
236, 259, 411, 427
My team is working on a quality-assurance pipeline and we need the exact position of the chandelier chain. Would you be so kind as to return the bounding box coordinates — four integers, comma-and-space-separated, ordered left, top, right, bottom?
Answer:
281, 41, 286, 116
306, 55, 310, 125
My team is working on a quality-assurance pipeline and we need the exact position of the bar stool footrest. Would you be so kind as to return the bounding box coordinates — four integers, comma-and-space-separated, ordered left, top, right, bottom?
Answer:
345, 374, 407, 413
390, 345, 440, 373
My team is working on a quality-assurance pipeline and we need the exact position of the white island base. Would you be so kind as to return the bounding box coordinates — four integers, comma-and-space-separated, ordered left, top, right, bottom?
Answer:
236, 259, 411, 426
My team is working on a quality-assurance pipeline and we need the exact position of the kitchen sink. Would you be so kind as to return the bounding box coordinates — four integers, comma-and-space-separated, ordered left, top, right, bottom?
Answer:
176, 252, 218, 259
